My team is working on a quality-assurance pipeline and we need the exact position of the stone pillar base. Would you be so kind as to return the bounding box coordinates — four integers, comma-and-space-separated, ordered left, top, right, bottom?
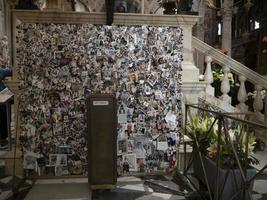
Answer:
181, 62, 199, 83
206, 85, 214, 96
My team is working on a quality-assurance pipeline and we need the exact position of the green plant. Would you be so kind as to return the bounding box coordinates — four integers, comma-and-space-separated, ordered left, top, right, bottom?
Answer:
186, 115, 218, 155
208, 125, 258, 168
186, 115, 259, 169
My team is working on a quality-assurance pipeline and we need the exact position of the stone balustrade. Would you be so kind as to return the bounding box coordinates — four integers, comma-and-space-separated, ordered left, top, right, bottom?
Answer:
193, 37, 267, 122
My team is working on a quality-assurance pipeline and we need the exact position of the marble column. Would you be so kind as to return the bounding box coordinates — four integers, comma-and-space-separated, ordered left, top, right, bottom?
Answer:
192, 0, 205, 73
221, 0, 233, 56
0, 0, 4, 37
181, 17, 200, 82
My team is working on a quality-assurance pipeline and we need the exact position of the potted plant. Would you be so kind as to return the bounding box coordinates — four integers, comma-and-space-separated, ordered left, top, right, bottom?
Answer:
186, 115, 258, 200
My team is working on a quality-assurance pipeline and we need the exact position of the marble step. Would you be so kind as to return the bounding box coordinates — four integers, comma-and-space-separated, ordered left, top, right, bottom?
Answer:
0, 189, 12, 200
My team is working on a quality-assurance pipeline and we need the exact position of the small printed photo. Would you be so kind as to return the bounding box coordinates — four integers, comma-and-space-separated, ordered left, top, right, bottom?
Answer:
49, 154, 67, 166
57, 154, 68, 166
127, 140, 134, 153
127, 123, 136, 133
118, 107, 127, 124
54, 165, 69, 176
123, 153, 137, 172
57, 145, 72, 155
118, 139, 128, 155
23, 151, 38, 170
158, 134, 167, 142
55, 165, 63, 176
49, 154, 58, 166
137, 158, 145, 172
54, 51, 64, 59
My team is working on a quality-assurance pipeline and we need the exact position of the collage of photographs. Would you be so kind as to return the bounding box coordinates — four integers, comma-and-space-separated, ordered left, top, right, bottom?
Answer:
16, 23, 183, 176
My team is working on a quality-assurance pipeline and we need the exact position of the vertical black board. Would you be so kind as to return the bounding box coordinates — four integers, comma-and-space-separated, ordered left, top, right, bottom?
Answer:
87, 94, 117, 188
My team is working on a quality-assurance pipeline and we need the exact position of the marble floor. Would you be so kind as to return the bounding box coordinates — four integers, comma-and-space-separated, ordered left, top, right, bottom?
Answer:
24, 176, 185, 200
252, 149, 267, 200
2, 149, 267, 200
22, 171, 267, 200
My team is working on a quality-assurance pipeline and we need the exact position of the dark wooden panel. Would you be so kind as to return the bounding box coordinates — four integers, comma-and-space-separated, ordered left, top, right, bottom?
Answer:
87, 94, 117, 187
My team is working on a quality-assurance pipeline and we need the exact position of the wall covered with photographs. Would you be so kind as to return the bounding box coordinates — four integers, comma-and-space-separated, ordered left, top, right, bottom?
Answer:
16, 23, 183, 176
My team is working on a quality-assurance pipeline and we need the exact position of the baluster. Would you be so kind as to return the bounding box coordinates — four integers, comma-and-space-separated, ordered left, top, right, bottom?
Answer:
220, 66, 231, 104
236, 75, 248, 112
204, 56, 214, 96
253, 85, 264, 121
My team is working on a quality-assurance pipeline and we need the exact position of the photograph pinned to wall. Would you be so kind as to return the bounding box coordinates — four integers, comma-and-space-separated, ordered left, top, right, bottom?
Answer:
55, 165, 63, 176
49, 154, 67, 166
68, 160, 83, 175
23, 151, 38, 170
143, 140, 154, 155
154, 135, 169, 151
49, 154, 58, 166
56, 145, 72, 155
165, 110, 177, 130
133, 135, 147, 158
127, 139, 134, 153
166, 132, 178, 146
117, 139, 128, 155
126, 107, 134, 122
117, 155, 123, 176
158, 134, 167, 142
137, 123, 146, 134
57, 154, 68, 166
53, 51, 64, 60
127, 123, 136, 135
137, 114, 145, 124
123, 153, 137, 172
137, 158, 146, 172
118, 105, 127, 124
117, 124, 127, 140
55, 165, 69, 176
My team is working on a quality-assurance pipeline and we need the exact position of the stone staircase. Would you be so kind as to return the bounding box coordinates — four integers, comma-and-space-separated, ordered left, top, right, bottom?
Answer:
192, 36, 267, 144
193, 36, 267, 119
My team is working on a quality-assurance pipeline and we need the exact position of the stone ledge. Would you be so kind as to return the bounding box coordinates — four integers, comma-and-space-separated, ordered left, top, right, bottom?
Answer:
181, 81, 207, 91
13, 10, 199, 27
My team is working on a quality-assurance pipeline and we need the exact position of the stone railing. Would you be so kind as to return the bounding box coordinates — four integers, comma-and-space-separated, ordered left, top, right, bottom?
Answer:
192, 36, 267, 122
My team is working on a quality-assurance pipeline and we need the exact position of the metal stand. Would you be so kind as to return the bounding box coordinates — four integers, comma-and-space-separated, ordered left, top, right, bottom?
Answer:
182, 104, 267, 200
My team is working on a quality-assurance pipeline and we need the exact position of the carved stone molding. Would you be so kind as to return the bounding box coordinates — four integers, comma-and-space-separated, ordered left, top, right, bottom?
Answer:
12, 10, 199, 27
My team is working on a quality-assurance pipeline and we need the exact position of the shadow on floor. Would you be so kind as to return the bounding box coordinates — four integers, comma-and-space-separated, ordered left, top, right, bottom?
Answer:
92, 188, 147, 200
